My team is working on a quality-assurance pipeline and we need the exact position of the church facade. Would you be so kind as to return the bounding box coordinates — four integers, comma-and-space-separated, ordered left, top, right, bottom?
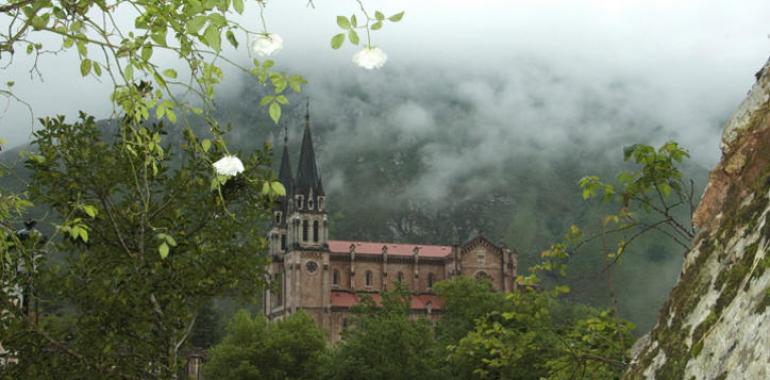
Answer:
264, 113, 518, 342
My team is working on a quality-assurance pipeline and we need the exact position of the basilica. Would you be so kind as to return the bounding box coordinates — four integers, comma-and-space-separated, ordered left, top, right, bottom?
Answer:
264, 112, 518, 342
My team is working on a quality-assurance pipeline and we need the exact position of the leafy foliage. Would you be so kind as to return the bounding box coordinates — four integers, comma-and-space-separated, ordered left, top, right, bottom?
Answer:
321, 284, 446, 380
204, 310, 326, 380
331, 2, 404, 49
446, 282, 634, 380
433, 276, 508, 345
0, 114, 275, 378
0, 0, 306, 128
578, 142, 696, 264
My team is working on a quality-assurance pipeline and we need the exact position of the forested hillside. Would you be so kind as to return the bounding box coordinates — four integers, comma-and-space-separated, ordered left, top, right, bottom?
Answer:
2, 64, 712, 332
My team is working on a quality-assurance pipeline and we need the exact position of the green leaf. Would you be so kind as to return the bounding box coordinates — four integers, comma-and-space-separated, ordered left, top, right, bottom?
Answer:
337, 16, 351, 29
259, 95, 274, 106
203, 25, 221, 51
124, 65, 134, 81
93, 62, 102, 77
159, 242, 169, 259
269, 102, 281, 124
348, 30, 360, 45
288, 75, 306, 93
233, 0, 244, 14
141, 45, 153, 61
201, 139, 212, 152
80, 59, 92, 76
351, 14, 358, 27
271, 181, 286, 196
151, 29, 168, 47
371, 21, 383, 30
388, 11, 405, 22
187, 16, 207, 34
163, 69, 178, 79
165, 235, 177, 247
375, 10, 385, 20
82, 205, 98, 218
275, 95, 289, 105
226, 30, 238, 48
331, 33, 345, 49
6, 81, 14, 88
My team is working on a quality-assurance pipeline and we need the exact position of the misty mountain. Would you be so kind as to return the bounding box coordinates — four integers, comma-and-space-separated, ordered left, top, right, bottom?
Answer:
1, 61, 716, 332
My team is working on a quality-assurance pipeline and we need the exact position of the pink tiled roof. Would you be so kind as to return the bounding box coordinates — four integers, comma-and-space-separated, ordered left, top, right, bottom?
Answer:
328, 240, 453, 258
330, 291, 443, 310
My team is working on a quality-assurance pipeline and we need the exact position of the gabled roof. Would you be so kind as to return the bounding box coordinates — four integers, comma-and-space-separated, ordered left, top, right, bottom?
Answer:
461, 234, 504, 254
328, 240, 453, 258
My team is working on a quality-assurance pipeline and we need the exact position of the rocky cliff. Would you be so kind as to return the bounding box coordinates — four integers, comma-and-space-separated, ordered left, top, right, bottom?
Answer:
625, 57, 770, 379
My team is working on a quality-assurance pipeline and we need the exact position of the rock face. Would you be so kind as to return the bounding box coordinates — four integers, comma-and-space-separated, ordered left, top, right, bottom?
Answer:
625, 57, 770, 379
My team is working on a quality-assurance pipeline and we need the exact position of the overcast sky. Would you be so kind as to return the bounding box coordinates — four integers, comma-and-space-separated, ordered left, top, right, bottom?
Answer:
1, 0, 769, 167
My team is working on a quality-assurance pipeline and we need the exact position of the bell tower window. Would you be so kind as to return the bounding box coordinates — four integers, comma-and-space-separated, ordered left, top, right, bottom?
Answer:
280, 234, 286, 251
313, 221, 319, 242
318, 196, 325, 211
274, 211, 282, 224
308, 197, 314, 210
296, 195, 304, 209
302, 220, 309, 242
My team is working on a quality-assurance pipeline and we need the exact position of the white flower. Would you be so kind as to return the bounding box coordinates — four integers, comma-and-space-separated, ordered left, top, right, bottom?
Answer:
249, 33, 283, 56
352, 47, 388, 70
213, 155, 245, 177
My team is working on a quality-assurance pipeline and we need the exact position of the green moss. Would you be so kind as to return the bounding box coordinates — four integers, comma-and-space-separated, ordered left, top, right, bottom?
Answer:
648, 238, 715, 380
754, 287, 770, 314
654, 327, 690, 379
691, 311, 717, 345
690, 340, 704, 358
717, 192, 769, 241
747, 250, 770, 291
714, 260, 752, 315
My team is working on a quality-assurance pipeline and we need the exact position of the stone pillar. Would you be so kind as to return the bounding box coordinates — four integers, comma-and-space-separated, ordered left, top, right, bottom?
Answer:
413, 246, 420, 294
349, 244, 356, 290
382, 245, 389, 290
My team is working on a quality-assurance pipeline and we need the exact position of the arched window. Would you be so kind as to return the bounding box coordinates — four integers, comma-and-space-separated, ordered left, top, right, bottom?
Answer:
333, 270, 340, 287
397, 272, 405, 283
274, 211, 282, 224
308, 196, 314, 210
280, 234, 286, 251
313, 221, 319, 242
475, 271, 490, 281
365, 271, 373, 287
318, 196, 325, 211
302, 220, 309, 242
428, 273, 435, 289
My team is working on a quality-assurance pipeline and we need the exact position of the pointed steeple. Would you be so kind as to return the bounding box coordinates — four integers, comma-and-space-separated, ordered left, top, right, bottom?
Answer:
295, 100, 324, 199
275, 125, 293, 219
278, 125, 293, 196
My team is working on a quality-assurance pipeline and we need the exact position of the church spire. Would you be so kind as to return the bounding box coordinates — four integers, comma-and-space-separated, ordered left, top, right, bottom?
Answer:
295, 100, 324, 201
278, 124, 293, 197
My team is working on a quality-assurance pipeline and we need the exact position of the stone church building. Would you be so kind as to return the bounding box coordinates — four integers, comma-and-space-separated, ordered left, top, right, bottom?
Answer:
264, 113, 518, 342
